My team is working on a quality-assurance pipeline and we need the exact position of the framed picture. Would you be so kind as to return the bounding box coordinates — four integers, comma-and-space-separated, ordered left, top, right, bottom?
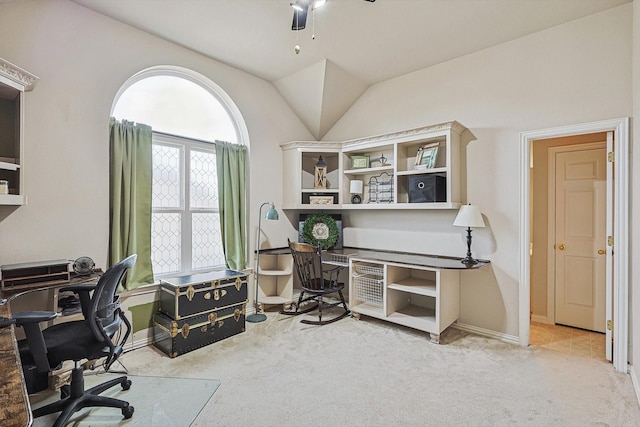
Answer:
414, 143, 439, 169
351, 155, 370, 169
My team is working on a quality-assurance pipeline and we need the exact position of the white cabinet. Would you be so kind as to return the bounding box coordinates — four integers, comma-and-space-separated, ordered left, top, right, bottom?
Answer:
0, 58, 38, 206
280, 121, 471, 210
280, 142, 343, 210
349, 257, 461, 344
255, 250, 294, 309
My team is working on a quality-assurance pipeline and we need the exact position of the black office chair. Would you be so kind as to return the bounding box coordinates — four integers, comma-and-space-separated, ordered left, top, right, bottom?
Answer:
282, 239, 349, 325
13, 254, 137, 427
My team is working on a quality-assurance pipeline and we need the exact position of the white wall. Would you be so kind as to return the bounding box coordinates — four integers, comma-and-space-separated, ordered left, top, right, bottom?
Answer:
326, 5, 633, 337
0, 0, 311, 269
631, 0, 639, 367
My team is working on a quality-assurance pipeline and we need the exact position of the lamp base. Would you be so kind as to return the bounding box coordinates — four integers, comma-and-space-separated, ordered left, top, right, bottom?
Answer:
246, 313, 267, 323
460, 257, 479, 265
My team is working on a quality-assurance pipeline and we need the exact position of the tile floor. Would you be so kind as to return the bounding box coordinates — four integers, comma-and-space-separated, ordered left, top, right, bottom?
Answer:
530, 321, 607, 361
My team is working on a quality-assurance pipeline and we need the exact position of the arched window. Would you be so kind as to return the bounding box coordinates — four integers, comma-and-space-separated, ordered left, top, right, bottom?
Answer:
112, 67, 247, 276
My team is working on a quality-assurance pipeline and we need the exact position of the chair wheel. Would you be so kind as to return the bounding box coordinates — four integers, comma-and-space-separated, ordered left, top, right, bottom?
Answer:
60, 385, 70, 399
121, 379, 132, 390
122, 405, 134, 419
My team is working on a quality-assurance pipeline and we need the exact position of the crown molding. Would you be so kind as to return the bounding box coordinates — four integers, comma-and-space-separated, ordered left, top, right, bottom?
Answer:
0, 58, 39, 92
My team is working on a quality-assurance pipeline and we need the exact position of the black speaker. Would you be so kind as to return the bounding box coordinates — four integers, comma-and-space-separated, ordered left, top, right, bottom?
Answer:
408, 175, 446, 203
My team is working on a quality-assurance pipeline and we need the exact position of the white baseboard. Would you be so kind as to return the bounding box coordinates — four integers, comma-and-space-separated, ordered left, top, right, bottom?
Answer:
530, 314, 549, 324
629, 365, 640, 409
452, 322, 520, 345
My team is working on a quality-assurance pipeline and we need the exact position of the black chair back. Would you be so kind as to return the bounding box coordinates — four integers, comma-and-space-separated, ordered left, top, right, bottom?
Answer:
289, 241, 325, 291
89, 254, 136, 342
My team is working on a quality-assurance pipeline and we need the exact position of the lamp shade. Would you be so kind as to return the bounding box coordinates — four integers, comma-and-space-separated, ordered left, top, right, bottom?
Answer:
350, 180, 364, 194
453, 204, 485, 228
265, 203, 279, 220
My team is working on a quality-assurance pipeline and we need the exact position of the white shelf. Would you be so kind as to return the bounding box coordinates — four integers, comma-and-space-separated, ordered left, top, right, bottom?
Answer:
387, 305, 437, 330
257, 267, 292, 276
387, 278, 436, 297
260, 295, 291, 305
351, 302, 384, 318
344, 165, 394, 175
301, 188, 339, 193
0, 194, 24, 205
256, 251, 293, 308
0, 160, 19, 171
396, 167, 447, 176
281, 121, 470, 210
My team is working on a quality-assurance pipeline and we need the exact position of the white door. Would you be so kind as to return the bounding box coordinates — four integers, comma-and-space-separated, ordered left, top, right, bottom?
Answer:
554, 145, 607, 332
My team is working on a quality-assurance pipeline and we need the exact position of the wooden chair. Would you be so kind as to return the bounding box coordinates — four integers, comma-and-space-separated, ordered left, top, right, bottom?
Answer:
282, 239, 349, 325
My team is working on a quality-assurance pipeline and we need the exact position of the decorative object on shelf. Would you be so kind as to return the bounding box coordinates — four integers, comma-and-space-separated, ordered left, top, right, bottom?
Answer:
368, 172, 393, 204
414, 142, 439, 170
248, 202, 279, 323
408, 175, 446, 203
350, 155, 370, 169
72, 256, 95, 276
309, 195, 333, 205
371, 153, 390, 167
314, 155, 327, 189
0, 180, 7, 194
302, 214, 339, 249
453, 204, 485, 264
350, 180, 363, 204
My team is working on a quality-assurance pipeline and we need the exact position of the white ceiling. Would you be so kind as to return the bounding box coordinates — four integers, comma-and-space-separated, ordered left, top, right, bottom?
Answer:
69, 0, 630, 138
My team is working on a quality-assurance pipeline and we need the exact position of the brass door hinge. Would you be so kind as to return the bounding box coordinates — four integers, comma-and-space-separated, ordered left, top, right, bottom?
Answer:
607, 320, 613, 331
607, 236, 614, 246
608, 152, 614, 162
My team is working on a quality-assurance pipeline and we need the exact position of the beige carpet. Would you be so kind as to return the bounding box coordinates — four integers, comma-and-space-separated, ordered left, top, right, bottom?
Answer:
119, 309, 640, 426
30, 373, 220, 426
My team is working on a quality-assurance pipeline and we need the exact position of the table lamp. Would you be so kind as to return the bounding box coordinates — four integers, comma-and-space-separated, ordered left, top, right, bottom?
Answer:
350, 180, 363, 204
453, 204, 485, 264
247, 202, 279, 323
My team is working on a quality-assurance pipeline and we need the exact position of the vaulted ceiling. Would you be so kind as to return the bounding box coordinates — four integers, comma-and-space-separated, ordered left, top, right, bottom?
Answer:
71, 0, 630, 139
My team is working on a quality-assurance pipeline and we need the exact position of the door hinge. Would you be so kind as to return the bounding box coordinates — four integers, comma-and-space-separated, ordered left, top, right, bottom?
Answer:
607, 319, 614, 331
607, 236, 614, 246
608, 152, 614, 162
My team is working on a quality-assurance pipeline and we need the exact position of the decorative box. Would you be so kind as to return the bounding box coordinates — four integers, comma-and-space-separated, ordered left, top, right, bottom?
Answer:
309, 195, 334, 205
158, 270, 248, 320
408, 175, 446, 203
153, 303, 246, 358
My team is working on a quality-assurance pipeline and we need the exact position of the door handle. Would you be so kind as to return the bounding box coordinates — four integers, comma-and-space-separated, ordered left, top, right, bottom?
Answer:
598, 249, 606, 255
558, 243, 565, 251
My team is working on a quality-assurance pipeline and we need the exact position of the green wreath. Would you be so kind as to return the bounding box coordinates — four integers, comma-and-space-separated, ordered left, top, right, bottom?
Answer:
302, 214, 339, 250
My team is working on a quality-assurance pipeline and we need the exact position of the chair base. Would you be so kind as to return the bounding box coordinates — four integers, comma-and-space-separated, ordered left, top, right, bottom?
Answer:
280, 291, 350, 325
33, 365, 134, 427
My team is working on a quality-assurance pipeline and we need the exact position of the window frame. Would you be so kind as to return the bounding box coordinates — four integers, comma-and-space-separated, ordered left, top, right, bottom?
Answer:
152, 131, 225, 278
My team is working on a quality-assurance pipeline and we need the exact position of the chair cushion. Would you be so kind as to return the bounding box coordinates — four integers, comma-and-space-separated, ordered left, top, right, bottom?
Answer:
18, 320, 111, 368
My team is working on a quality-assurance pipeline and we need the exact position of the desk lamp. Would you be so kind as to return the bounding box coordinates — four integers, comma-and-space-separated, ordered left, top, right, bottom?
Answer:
247, 202, 279, 323
453, 204, 485, 264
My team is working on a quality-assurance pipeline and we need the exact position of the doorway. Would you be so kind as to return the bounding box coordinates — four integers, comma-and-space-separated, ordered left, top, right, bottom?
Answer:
519, 118, 629, 373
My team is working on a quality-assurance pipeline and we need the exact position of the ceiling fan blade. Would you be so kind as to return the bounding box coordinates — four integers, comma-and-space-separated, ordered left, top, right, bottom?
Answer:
292, 4, 309, 30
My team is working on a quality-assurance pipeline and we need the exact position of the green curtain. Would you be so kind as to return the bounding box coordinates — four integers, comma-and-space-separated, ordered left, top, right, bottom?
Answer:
109, 117, 154, 289
215, 141, 248, 271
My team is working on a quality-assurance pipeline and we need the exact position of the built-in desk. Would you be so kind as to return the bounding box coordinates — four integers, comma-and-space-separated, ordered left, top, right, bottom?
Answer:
342, 247, 488, 343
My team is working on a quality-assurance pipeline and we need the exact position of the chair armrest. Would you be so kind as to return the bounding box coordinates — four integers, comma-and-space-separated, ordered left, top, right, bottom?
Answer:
59, 283, 96, 319
59, 283, 97, 293
12, 311, 57, 373
12, 310, 58, 326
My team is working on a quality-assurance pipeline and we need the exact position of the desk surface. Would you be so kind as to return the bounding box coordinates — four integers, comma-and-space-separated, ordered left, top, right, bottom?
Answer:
0, 301, 32, 427
260, 246, 490, 270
